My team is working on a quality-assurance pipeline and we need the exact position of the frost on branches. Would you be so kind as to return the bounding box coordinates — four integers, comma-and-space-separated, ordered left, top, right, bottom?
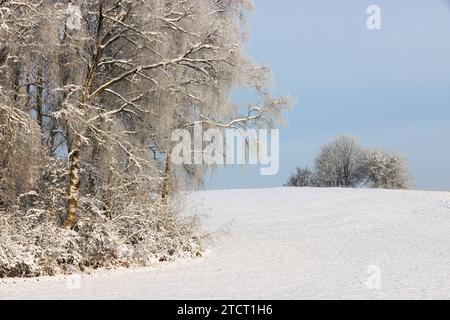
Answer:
367, 150, 412, 189
0, 0, 290, 277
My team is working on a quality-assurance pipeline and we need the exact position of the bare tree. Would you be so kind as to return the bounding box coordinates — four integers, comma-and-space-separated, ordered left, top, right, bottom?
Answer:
314, 135, 367, 187
0, 95, 45, 206
0, 0, 48, 205
366, 149, 412, 189
56, 0, 291, 228
285, 167, 316, 187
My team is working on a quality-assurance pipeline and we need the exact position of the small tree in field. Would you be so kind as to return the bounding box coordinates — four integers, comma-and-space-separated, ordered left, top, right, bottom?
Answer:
314, 135, 367, 187
366, 150, 412, 189
285, 167, 316, 187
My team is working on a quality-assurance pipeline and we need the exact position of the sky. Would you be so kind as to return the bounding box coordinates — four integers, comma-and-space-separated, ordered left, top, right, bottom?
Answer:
205, 0, 450, 191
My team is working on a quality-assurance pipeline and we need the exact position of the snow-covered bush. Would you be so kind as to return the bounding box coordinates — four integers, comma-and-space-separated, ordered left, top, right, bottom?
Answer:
0, 160, 201, 278
366, 150, 412, 189
0, 196, 201, 278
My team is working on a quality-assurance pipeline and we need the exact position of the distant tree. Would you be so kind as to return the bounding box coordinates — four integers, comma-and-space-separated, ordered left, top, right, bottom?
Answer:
285, 167, 316, 187
366, 150, 412, 189
286, 136, 414, 190
314, 135, 367, 187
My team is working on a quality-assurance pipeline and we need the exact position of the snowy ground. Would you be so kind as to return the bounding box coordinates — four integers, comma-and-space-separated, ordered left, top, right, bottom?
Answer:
1, 187, 450, 300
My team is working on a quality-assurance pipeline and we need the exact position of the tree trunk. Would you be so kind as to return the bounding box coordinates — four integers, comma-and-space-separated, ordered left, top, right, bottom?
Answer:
64, 134, 82, 229
161, 151, 171, 203
12, 62, 20, 103
35, 71, 43, 129
63, 3, 104, 229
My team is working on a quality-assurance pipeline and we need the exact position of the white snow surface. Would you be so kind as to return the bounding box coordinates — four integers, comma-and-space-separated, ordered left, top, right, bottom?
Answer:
1, 187, 450, 300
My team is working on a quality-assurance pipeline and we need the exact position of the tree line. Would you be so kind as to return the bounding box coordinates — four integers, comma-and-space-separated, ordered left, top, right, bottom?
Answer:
285, 135, 412, 189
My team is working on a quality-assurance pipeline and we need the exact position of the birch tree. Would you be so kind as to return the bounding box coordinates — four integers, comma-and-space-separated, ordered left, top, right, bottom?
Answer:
60, 0, 291, 228
0, 0, 290, 229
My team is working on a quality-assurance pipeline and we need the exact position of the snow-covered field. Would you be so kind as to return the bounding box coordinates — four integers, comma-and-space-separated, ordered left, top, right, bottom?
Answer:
1, 187, 450, 300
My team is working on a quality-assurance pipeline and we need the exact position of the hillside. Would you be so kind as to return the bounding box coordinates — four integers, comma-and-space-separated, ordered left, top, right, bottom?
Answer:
2, 188, 450, 299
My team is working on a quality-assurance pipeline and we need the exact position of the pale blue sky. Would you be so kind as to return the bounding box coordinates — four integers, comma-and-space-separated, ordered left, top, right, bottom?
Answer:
206, 0, 450, 191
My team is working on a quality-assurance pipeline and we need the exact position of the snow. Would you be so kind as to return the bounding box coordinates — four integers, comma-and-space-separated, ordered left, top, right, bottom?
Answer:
1, 187, 450, 299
